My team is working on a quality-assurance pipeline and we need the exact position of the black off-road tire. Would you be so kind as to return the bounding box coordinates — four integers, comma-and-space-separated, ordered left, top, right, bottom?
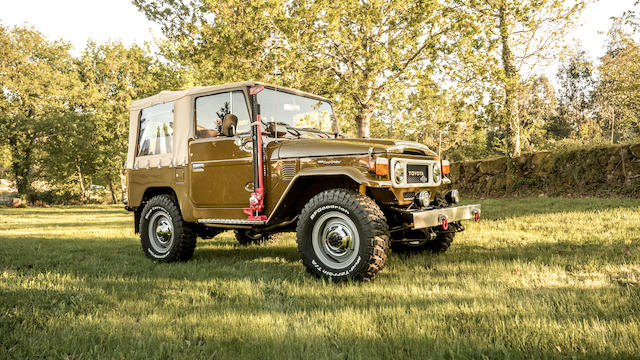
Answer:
296, 189, 390, 282
235, 230, 282, 246
391, 232, 455, 254
139, 194, 196, 262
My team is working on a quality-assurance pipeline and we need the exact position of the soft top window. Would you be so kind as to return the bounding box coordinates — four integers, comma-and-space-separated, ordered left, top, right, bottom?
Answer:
195, 90, 250, 138
138, 102, 174, 156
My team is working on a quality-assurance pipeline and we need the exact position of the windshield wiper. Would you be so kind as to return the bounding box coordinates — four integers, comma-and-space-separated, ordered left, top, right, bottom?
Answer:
292, 127, 332, 138
268, 121, 302, 137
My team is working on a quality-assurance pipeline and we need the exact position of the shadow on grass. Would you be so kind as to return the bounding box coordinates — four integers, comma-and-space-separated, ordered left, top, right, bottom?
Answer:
2, 274, 637, 359
0, 207, 128, 217
1, 220, 130, 231
1, 231, 636, 285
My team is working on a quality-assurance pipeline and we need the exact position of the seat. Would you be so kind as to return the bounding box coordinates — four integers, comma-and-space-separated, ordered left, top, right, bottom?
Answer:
197, 128, 220, 138
221, 114, 238, 137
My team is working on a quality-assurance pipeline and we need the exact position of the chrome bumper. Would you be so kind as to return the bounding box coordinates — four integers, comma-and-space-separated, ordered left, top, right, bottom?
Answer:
412, 204, 481, 229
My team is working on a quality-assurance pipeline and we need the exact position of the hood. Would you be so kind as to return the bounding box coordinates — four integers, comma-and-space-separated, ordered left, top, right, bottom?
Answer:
275, 138, 438, 159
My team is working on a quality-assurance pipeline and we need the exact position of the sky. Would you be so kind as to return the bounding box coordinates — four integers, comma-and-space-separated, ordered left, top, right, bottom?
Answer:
0, 0, 637, 81
0, 0, 161, 54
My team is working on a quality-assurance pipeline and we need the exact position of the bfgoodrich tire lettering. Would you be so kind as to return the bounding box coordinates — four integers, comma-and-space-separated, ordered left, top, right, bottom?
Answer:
139, 194, 196, 262
296, 189, 389, 281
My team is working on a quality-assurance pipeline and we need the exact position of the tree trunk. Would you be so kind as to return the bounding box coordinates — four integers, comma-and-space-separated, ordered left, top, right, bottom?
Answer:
77, 164, 86, 204
109, 181, 117, 204
355, 105, 372, 138
499, 2, 521, 159
610, 107, 615, 144
9, 137, 34, 197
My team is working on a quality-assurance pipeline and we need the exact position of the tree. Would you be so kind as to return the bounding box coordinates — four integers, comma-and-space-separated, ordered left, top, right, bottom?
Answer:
518, 74, 557, 151
132, 0, 284, 85
75, 42, 183, 203
0, 25, 78, 197
279, 0, 450, 138
447, 0, 587, 158
555, 48, 597, 142
133, 0, 452, 138
593, 16, 640, 144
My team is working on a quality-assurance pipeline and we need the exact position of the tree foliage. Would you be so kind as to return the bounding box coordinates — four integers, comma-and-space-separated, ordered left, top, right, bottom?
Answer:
3, 1, 640, 203
446, 0, 587, 158
0, 25, 78, 196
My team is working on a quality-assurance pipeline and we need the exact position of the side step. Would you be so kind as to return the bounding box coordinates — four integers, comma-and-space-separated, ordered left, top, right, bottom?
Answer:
197, 218, 267, 226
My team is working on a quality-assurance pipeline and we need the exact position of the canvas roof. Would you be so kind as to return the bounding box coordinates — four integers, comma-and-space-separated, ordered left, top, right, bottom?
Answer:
130, 81, 331, 111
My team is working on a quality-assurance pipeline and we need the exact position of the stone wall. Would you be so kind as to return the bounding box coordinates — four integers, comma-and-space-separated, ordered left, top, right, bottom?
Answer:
450, 144, 640, 197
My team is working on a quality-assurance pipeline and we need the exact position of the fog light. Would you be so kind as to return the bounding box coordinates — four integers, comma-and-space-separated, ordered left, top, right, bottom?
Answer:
416, 191, 431, 208
446, 189, 460, 204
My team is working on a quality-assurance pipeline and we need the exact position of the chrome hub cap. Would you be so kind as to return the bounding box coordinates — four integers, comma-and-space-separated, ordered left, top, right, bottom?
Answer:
312, 211, 359, 268
148, 212, 174, 253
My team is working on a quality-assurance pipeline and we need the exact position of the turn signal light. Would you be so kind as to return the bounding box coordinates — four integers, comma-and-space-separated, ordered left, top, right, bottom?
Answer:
441, 160, 450, 175
374, 157, 389, 176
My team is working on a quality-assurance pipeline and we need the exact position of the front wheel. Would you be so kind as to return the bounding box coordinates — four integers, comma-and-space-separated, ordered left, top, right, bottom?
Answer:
296, 189, 389, 282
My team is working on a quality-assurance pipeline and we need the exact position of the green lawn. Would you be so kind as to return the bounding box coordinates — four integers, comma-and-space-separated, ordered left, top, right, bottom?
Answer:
1, 198, 639, 359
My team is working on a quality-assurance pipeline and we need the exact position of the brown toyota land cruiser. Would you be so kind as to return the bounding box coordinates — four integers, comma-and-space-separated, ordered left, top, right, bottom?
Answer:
124, 81, 481, 281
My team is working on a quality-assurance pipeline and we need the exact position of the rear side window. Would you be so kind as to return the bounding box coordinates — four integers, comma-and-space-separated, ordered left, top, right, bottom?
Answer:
195, 91, 250, 138
138, 102, 174, 156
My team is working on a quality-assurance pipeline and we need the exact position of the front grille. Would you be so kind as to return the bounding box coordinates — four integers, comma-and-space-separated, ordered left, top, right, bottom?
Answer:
406, 164, 429, 184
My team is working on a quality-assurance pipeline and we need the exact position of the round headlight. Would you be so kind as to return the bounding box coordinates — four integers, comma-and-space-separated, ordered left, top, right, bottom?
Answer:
432, 163, 441, 183
394, 162, 405, 184
416, 191, 431, 208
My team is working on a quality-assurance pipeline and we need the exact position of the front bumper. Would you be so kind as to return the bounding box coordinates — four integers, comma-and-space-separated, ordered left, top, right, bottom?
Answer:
410, 204, 481, 229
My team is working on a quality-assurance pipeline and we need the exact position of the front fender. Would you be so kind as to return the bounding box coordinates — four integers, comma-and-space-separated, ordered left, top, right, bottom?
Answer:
266, 166, 391, 223
295, 166, 391, 188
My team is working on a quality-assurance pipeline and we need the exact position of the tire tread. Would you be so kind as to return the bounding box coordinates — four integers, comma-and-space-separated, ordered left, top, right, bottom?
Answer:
296, 189, 389, 281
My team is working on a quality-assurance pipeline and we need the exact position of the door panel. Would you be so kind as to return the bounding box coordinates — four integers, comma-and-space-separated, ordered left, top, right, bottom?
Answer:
189, 137, 253, 208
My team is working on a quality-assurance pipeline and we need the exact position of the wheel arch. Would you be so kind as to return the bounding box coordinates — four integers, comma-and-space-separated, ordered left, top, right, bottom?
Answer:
268, 174, 361, 224
134, 187, 179, 233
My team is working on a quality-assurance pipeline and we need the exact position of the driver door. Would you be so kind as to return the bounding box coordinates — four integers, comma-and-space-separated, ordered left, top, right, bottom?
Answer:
189, 90, 253, 209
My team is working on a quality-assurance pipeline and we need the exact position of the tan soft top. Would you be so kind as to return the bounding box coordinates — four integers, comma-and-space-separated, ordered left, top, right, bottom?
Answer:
130, 81, 331, 111
126, 81, 331, 170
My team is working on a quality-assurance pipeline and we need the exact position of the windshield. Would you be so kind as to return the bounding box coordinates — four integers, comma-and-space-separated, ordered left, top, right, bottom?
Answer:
258, 88, 336, 132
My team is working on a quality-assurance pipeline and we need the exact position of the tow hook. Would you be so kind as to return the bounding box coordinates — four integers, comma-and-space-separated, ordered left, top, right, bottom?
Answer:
473, 209, 480, 222
439, 214, 449, 230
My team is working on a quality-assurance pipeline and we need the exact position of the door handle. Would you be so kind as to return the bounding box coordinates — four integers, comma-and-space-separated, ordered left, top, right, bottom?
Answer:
192, 163, 204, 172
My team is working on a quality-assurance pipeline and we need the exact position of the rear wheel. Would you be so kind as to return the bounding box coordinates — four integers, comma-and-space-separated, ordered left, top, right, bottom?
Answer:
139, 194, 196, 261
296, 189, 389, 282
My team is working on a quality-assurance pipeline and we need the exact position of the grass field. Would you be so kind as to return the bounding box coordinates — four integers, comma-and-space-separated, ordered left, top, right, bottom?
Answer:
1, 197, 639, 359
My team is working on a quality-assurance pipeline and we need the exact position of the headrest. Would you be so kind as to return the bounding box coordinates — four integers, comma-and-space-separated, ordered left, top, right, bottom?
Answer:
222, 114, 238, 137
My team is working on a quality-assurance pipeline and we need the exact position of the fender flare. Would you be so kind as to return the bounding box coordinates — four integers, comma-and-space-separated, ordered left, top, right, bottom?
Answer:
266, 166, 391, 222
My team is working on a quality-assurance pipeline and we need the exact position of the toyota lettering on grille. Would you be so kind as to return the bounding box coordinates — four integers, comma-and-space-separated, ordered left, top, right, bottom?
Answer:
406, 164, 430, 184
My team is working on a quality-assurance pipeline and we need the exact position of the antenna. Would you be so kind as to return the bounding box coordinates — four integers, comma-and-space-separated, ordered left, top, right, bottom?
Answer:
438, 130, 442, 159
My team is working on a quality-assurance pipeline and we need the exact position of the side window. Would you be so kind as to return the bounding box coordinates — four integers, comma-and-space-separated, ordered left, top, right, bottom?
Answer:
195, 91, 251, 138
195, 92, 229, 138
137, 102, 174, 156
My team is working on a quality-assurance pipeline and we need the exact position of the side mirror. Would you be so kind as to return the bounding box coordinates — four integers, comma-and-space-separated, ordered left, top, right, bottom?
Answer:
222, 114, 238, 137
